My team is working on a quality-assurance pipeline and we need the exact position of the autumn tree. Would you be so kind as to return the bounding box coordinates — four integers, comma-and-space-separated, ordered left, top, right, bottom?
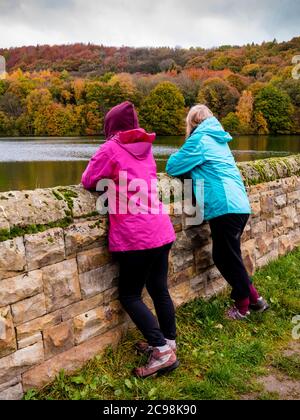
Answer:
197, 77, 240, 118
174, 72, 201, 107
139, 82, 186, 135
241, 64, 261, 78
221, 112, 240, 133
34, 103, 80, 136
253, 111, 269, 135
236, 91, 254, 133
83, 102, 103, 135
0, 80, 8, 96
226, 74, 250, 93
0, 111, 12, 135
21, 88, 53, 135
71, 79, 86, 105
0, 91, 23, 117
255, 86, 294, 133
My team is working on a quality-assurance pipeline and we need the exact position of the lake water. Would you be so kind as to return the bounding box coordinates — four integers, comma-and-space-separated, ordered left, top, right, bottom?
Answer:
0, 135, 300, 192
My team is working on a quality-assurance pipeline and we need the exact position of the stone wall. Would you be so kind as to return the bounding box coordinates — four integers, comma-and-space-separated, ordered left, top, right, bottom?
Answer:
0, 155, 300, 399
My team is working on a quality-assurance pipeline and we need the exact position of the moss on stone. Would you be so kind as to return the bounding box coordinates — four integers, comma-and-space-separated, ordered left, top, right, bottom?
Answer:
77, 211, 99, 219
57, 188, 78, 211
0, 217, 73, 242
237, 154, 300, 186
52, 188, 78, 213
52, 190, 63, 201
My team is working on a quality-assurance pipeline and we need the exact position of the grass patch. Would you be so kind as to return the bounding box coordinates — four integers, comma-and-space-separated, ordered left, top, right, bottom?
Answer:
272, 354, 300, 380
25, 248, 300, 400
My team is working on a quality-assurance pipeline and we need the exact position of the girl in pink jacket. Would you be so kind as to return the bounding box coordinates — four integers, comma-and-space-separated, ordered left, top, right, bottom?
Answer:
82, 101, 179, 378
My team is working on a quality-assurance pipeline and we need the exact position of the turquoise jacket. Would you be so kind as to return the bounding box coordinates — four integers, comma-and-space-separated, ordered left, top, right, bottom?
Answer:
166, 117, 251, 221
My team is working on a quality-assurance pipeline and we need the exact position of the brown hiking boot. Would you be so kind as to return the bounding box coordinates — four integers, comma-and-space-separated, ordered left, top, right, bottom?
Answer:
133, 347, 179, 378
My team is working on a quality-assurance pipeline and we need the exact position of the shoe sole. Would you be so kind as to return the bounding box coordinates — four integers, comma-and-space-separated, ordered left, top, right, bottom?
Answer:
157, 360, 180, 377
250, 305, 271, 314
134, 360, 180, 379
250, 305, 270, 314
225, 311, 250, 321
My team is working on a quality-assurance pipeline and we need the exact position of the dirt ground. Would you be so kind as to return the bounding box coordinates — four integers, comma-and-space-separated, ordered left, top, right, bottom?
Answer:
242, 341, 300, 400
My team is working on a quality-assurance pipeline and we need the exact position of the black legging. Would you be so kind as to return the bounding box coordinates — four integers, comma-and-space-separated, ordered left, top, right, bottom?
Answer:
209, 213, 252, 301
114, 242, 176, 347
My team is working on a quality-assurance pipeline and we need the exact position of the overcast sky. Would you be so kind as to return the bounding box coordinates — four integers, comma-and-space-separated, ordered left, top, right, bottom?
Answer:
0, 0, 299, 49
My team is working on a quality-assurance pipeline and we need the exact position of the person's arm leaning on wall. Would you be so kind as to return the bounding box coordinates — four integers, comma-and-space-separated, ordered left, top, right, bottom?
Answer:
81, 147, 114, 191
166, 133, 205, 177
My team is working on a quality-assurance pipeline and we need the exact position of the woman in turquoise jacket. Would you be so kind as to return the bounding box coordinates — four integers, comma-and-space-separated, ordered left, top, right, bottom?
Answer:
166, 105, 269, 320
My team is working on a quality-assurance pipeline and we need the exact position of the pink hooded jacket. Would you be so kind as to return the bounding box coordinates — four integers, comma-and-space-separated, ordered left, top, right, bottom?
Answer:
81, 101, 176, 252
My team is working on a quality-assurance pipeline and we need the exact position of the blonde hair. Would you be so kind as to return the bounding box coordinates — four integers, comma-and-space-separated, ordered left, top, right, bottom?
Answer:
186, 104, 214, 138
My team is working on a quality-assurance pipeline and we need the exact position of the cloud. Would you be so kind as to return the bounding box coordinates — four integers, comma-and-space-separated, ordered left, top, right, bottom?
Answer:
0, 0, 299, 48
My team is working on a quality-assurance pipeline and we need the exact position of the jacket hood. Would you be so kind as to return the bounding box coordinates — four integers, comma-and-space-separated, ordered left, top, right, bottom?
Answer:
194, 116, 232, 144
104, 101, 139, 139
114, 128, 156, 161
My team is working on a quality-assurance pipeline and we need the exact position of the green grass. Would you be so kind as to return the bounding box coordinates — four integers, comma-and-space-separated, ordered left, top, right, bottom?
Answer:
25, 248, 300, 400
272, 354, 300, 380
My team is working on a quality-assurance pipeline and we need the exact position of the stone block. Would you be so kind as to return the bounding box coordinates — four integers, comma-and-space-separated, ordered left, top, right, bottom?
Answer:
0, 270, 43, 307
255, 232, 274, 257
190, 272, 207, 292
242, 239, 256, 276
0, 189, 69, 229
79, 263, 119, 299
17, 332, 43, 350
170, 249, 195, 273
11, 293, 47, 325
76, 247, 111, 274
73, 301, 125, 344
0, 307, 17, 358
103, 288, 119, 305
256, 249, 278, 269
205, 278, 228, 300
0, 375, 21, 392
44, 320, 74, 359
274, 194, 287, 209
60, 186, 97, 218
170, 282, 194, 307
64, 220, 107, 256
0, 342, 44, 385
22, 324, 127, 391
0, 383, 23, 400
251, 221, 267, 238
194, 244, 213, 273
0, 238, 26, 280
16, 312, 62, 341
260, 191, 274, 217
169, 265, 196, 287
24, 228, 65, 270
42, 259, 81, 312
278, 235, 294, 256
61, 294, 104, 321
282, 206, 297, 229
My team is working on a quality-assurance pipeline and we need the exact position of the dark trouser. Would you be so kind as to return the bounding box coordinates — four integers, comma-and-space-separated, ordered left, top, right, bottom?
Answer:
114, 243, 176, 347
209, 214, 251, 301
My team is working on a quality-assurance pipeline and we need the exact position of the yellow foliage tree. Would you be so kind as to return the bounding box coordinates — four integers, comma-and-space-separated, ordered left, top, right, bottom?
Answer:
236, 90, 254, 133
